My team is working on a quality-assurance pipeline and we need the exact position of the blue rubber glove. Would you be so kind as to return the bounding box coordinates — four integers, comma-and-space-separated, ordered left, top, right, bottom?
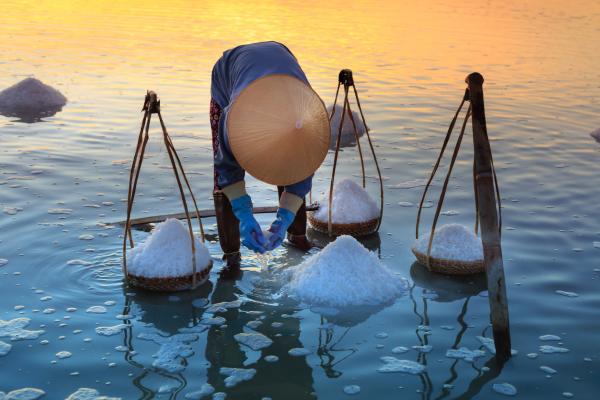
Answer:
230, 195, 267, 254
266, 207, 296, 251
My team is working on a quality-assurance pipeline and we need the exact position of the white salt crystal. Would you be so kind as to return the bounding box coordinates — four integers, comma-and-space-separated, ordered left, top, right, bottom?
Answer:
284, 235, 406, 307
138, 332, 198, 372
95, 324, 127, 336
126, 219, 211, 278
377, 357, 425, 374
413, 224, 483, 262
234, 332, 273, 351
391, 346, 409, 354
86, 306, 107, 314
48, 208, 73, 215
201, 317, 226, 326
0, 340, 12, 356
56, 351, 72, 359
539, 345, 570, 354
492, 383, 517, 396
446, 347, 486, 362
412, 345, 432, 353
312, 179, 379, 224
79, 234, 95, 241
0, 318, 44, 341
3, 387, 46, 400
65, 387, 120, 400
288, 348, 311, 357
539, 334, 561, 341
343, 385, 361, 395
264, 355, 279, 363
540, 365, 557, 374
219, 367, 256, 388
0, 259, 8, 267
185, 384, 215, 399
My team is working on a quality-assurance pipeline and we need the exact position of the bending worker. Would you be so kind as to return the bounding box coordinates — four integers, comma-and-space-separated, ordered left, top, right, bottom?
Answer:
210, 41, 330, 271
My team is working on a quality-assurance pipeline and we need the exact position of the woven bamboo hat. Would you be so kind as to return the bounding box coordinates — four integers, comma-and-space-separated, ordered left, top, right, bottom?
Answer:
227, 74, 329, 186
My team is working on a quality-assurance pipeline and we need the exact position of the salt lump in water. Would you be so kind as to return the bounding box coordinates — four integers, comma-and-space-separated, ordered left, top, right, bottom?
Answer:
313, 179, 379, 224
413, 224, 483, 261
127, 219, 210, 278
285, 235, 406, 307
0, 77, 67, 120
327, 104, 366, 148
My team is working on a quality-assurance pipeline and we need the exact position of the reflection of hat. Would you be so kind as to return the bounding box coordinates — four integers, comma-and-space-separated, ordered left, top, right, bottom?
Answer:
227, 74, 329, 186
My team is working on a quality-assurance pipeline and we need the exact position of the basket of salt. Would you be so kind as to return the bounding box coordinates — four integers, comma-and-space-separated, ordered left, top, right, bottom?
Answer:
412, 224, 484, 275
308, 178, 380, 237
413, 78, 501, 275
312, 69, 384, 237
126, 219, 213, 291
122, 91, 211, 292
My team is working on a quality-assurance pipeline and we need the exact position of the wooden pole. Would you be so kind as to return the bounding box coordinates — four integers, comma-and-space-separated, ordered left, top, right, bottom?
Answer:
466, 72, 511, 362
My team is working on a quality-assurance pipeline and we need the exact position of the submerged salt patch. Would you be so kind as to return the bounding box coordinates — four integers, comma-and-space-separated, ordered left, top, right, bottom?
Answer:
95, 324, 127, 336
284, 235, 406, 307
127, 219, 211, 278
313, 179, 379, 224
2, 388, 46, 400
492, 383, 517, 396
138, 332, 198, 373
0, 340, 12, 356
65, 387, 120, 400
234, 332, 273, 351
413, 224, 483, 261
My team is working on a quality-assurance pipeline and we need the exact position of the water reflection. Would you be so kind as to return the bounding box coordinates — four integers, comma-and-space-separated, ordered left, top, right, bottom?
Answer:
409, 262, 506, 400
0, 105, 65, 123
118, 283, 213, 399
205, 273, 316, 399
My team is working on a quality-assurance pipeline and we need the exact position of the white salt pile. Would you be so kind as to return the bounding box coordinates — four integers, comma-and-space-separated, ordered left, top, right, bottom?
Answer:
0, 77, 66, 113
126, 218, 211, 278
312, 179, 379, 224
284, 235, 406, 307
413, 224, 483, 261
327, 104, 366, 148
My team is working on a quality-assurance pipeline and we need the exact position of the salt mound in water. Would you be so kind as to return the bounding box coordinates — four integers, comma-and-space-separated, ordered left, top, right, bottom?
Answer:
127, 219, 210, 278
313, 179, 379, 224
285, 235, 406, 307
327, 104, 366, 148
591, 128, 600, 143
0, 78, 66, 112
413, 224, 483, 261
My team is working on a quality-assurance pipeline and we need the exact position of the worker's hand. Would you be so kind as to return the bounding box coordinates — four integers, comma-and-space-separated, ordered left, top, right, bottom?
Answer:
230, 195, 267, 254
265, 207, 296, 251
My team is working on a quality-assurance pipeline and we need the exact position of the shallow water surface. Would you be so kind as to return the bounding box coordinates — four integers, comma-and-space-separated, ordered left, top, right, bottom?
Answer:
1, 0, 600, 399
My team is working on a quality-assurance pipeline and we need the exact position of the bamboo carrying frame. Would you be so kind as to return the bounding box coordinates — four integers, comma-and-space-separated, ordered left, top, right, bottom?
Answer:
413, 80, 500, 276
414, 73, 511, 362
122, 92, 212, 292
308, 69, 384, 237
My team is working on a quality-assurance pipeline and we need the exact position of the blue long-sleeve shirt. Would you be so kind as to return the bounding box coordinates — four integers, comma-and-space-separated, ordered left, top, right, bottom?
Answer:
211, 41, 312, 198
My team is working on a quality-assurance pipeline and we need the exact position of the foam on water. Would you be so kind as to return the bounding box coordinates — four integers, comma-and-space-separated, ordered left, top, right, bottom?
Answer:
126, 219, 211, 278
312, 179, 380, 224
0, 318, 45, 341
219, 367, 257, 388
377, 357, 425, 374
234, 332, 273, 351
413, 224, 483, 261
284, 235, 407, 307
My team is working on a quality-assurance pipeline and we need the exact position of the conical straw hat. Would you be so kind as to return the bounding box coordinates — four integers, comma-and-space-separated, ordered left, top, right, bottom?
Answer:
227, 74, 330, 186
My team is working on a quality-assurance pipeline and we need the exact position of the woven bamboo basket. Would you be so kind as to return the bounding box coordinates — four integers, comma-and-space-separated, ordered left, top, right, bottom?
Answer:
127, 260, 213, 292
411, 247, 484, 275
308, 212, 380, 237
